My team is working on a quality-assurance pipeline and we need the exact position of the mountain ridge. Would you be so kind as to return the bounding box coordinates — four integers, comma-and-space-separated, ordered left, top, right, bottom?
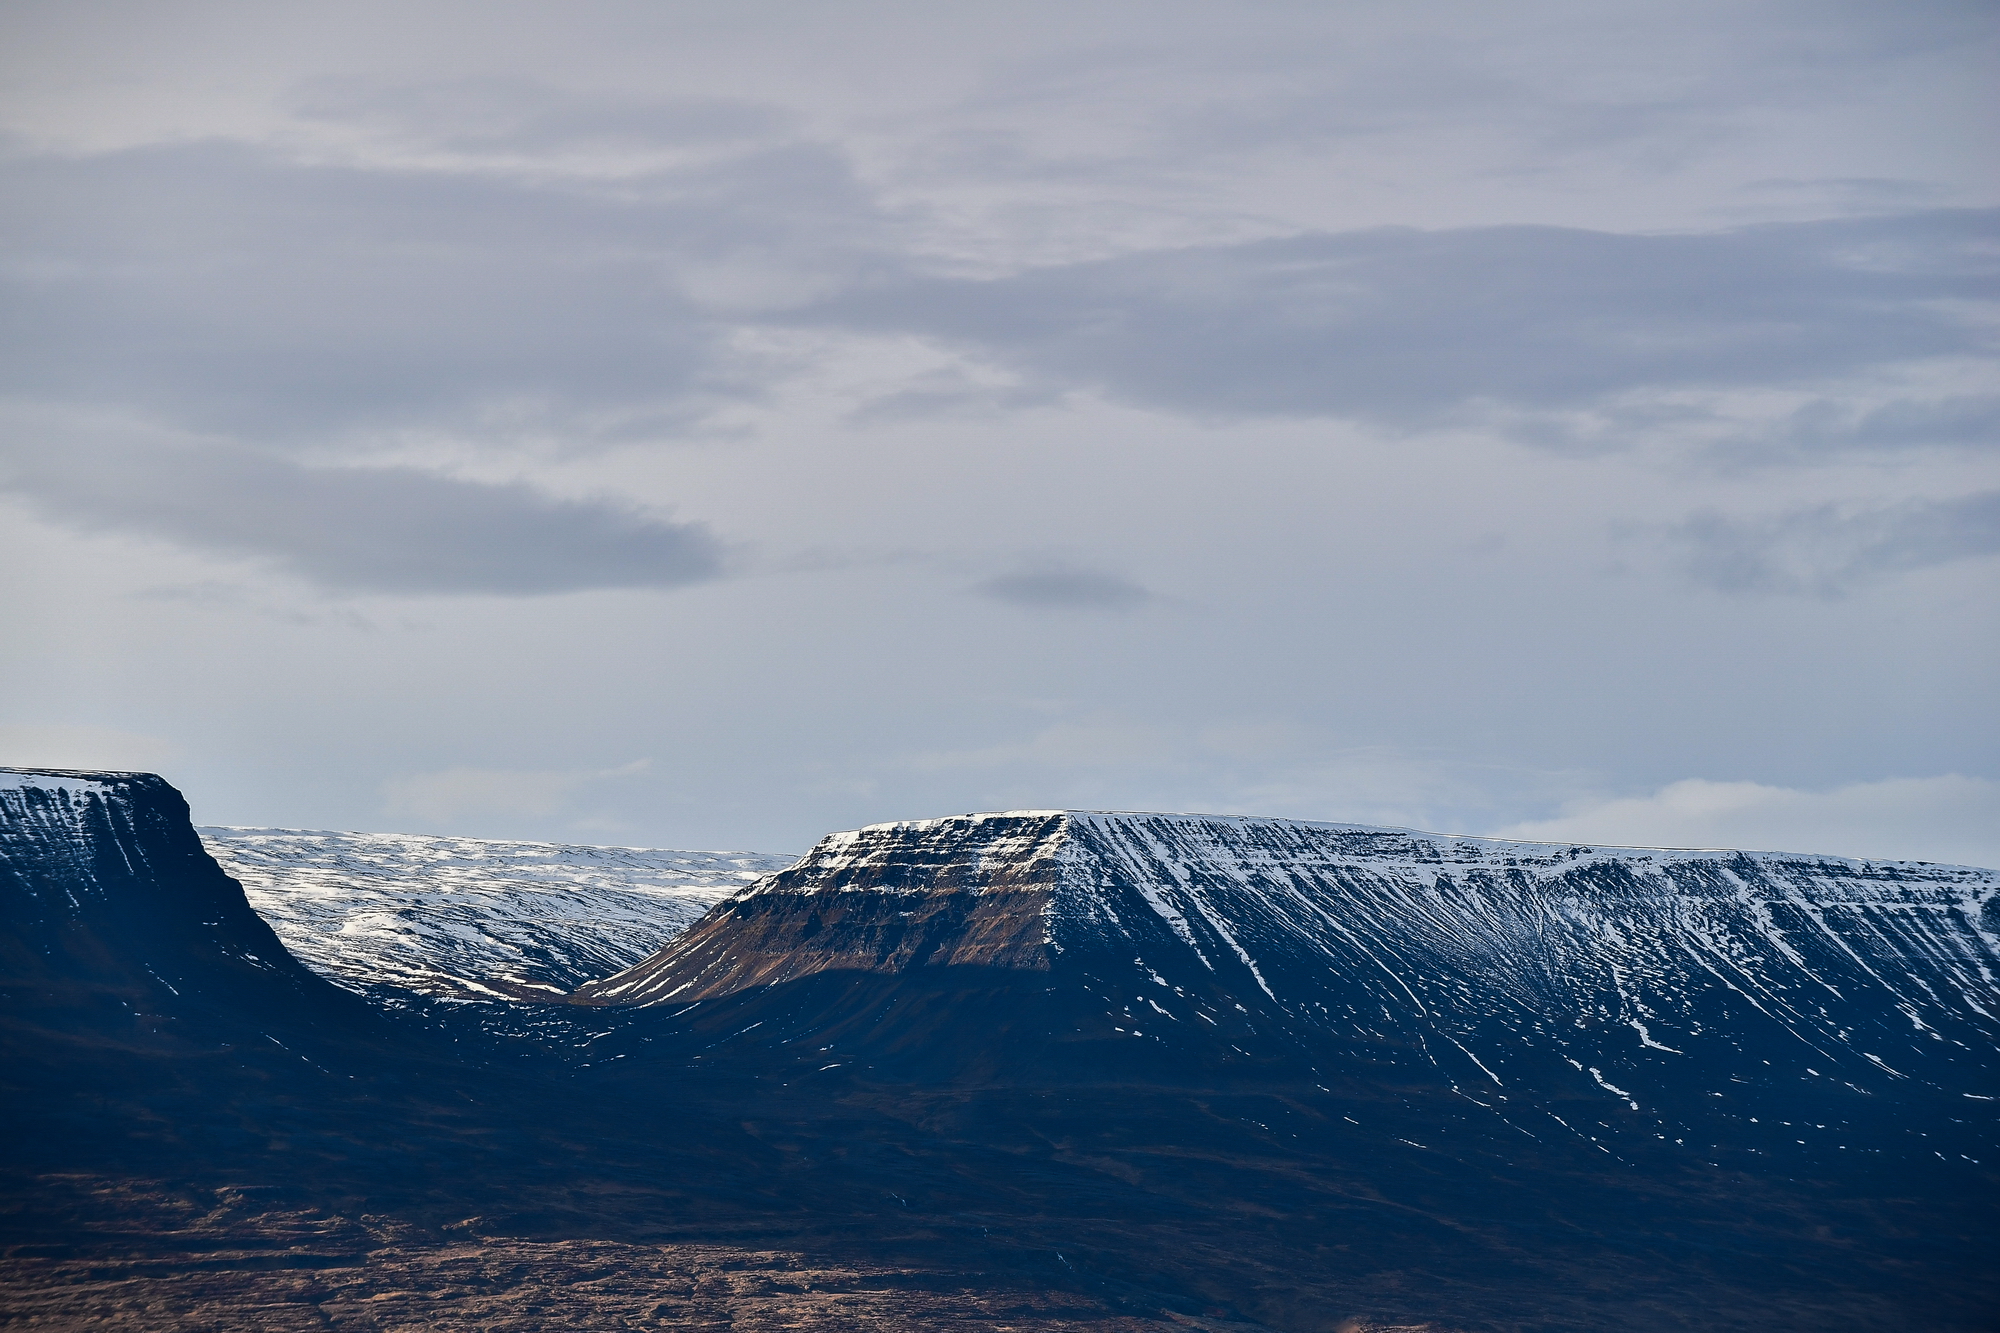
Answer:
8, 769, 1999, 1330
779, 804, 1994, 866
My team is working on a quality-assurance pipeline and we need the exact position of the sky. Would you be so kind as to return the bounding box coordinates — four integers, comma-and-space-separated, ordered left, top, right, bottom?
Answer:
1, 0, 1996, 863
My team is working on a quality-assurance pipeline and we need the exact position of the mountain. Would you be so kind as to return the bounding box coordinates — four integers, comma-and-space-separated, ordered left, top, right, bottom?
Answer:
576, 810, 1999, 1160
8, 778, 1999, 1330
202, 827, 792, 1002
0, 770, 1265, 1330
568, 809, 2000, 1326
0, 767, 479, 1245
0, 769, 373, 1057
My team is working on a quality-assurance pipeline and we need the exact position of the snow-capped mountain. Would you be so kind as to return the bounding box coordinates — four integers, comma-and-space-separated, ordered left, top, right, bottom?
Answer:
577, 809, 2000, 1168
202, 828, 795, 1001
10, 774, 1998, 1327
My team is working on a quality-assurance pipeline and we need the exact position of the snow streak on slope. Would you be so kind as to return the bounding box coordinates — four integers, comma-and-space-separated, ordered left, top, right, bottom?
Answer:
202, 828, 796, 1002
1043, 811, 2000, 1168
1048, 812, 2000, 1092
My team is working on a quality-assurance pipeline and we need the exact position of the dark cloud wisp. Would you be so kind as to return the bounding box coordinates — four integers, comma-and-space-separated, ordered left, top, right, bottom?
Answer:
1, 129, 1989, 463
0, 442, 725, 596
1670, 490, 2000, 597
975, 564, 1154, 611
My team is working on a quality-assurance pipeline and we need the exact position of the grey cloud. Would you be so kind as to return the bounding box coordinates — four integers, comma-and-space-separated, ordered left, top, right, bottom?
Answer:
0, 441, 724, 596
846, 377, 1065, 424
976, 564, 1153, 611
1743, 177, 1949, 206
292, 79, 795, 154
805, 210, 1998, 444
0, 136, 887, 443
1670, 491, 2000, 596
1772, 395, 2000, 452
5, 131, 1990, 469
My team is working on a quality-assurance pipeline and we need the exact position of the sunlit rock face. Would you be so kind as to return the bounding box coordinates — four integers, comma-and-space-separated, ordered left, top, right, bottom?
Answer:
202, 828, 794, 1003
576, 810, 2000, 1169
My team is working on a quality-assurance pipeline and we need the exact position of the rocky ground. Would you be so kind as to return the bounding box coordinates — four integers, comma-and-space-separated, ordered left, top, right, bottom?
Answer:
0, 1177, 1384, 1333
1, 1240, 1201, 1332
0, 1178, 1484, 1333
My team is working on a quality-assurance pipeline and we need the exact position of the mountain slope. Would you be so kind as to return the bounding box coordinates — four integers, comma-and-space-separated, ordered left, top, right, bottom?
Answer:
202, 828, 793, 1001
0, 773, 1308, 1330
0, 767, 476, 1214
577, 809, 2000, 1167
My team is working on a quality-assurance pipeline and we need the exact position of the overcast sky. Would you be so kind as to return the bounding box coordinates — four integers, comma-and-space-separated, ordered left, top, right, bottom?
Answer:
2, 0, 1995, 863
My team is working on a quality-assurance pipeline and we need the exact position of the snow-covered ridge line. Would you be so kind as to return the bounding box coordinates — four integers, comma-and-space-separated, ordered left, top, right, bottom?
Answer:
0, 768, 125, 795
209, 826, 791, 859
715, 811, 2000, 1026
578, 806, 1999, 1135
780, 809, 1997, 892
203, 827, 797, 1002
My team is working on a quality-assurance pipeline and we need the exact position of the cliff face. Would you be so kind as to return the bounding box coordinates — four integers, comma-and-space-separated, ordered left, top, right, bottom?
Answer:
574, 812, 1070, 1004
0, 769, 333, 1025
0, 763, 434, 1167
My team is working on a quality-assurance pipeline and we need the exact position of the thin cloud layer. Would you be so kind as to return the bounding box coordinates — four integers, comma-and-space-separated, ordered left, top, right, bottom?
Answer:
1496, 775, 2000, 867
382, 759, 651, 825
1671, 490, 2000, 596
0, 441, 724, 595
291, 78, 796, 157
812, 211, 1998, 445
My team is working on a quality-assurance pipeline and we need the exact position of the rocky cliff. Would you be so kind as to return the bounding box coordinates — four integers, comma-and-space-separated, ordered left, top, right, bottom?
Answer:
0, 768, 345, 1042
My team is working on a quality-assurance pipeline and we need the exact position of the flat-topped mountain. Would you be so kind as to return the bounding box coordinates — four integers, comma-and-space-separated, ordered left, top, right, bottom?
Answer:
203, 827, 793, 1002
577, 809, 2000, 1169
0, 769, 363, 1048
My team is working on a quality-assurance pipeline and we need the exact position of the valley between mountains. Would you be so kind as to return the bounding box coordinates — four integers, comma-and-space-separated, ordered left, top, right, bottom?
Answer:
4, 768, 1996, 1331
